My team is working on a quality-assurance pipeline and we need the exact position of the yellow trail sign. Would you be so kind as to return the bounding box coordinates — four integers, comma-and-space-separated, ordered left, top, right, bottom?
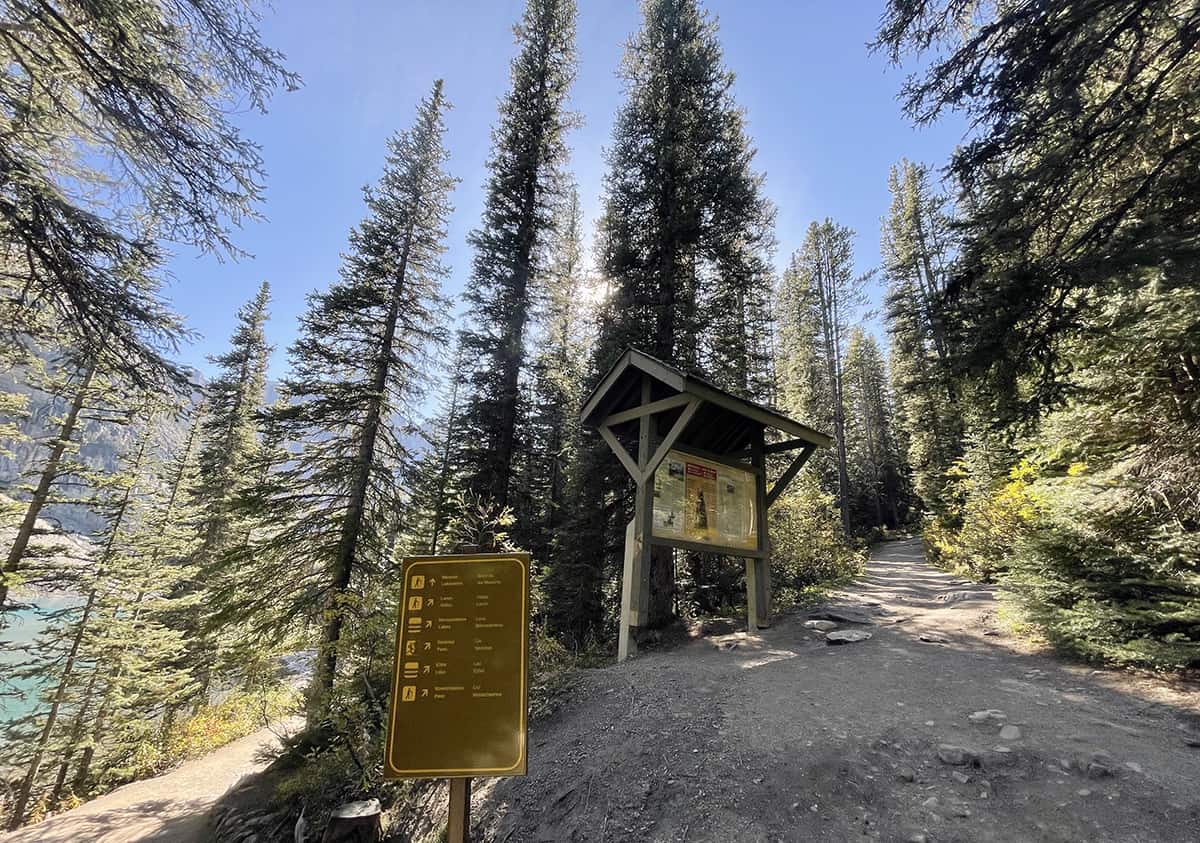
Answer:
384, 553, 530, 778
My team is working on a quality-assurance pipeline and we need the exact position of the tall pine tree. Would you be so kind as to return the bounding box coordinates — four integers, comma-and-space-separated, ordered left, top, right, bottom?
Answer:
457, 0, 579, 518
881, 160, 962, 520
551, 0, 776, 635
240, 83, 455, 726
775, 220, 867, 533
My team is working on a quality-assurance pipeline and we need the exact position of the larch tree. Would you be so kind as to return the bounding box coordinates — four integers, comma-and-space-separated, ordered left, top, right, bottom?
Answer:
242, 83, 455, 727
0, 0, 295, 390
456, 0, 579, 517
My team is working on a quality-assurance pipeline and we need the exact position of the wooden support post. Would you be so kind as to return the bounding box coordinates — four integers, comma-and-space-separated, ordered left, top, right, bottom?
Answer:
747, 428, 771, 631
633, 376, 656, 632
745, 557, 760, 634
447, 777, 471, 843
618, 518, 637, 662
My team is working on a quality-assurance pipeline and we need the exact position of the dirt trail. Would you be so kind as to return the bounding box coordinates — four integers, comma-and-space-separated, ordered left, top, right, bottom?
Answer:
471, 537, 1200, 842
0, 718, 300, 843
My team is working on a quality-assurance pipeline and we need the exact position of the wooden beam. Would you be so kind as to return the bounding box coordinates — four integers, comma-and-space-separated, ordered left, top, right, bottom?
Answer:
602, 393, 692, 427
639, 397, 701, 484
648, 535, 767, 560
764, 437, 812, 455
766, 444, 816, 507
749, 428, 771, 629
447, 778, 470, 843
579, 349, 634, 424
598, 425, 639, 481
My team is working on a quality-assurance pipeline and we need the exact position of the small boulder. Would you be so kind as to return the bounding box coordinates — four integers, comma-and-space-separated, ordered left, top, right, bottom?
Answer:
826, 630, 872, 645
968, 709, 1007, 723
919, 633, 948, 644
951, 771, 971, 784
804, 619, 838, 632
811, 609, 873, 625
1086, 751, 1115, 778
896, 767, 916, 783
937, 744, 978, 766
998, 724, 1022, 741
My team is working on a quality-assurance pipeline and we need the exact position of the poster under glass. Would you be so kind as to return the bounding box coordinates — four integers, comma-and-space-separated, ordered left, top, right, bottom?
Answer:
652, 450, 758, 551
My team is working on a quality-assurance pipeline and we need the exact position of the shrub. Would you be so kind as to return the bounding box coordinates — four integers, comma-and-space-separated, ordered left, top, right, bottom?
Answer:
769, 481, 865, 606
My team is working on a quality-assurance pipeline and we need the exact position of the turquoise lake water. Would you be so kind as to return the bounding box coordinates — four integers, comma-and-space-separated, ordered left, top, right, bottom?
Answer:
1, 596, 77, 723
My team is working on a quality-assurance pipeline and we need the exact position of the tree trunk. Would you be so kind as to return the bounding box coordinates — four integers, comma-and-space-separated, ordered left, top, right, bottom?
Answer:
7, 423, 142, 830
47, 669, 99, 809
647, 545, 675, 629
310, 220, 415, 728
8, 588, 97, 829
0, 361, 96, 611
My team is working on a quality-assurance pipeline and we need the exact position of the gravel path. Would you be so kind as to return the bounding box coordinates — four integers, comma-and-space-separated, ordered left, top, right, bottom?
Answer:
468, 537, 1200, 842
1, 718, 301, 843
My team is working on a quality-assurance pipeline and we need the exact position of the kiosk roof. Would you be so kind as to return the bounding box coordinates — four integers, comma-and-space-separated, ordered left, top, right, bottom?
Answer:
580, 347, 832, 453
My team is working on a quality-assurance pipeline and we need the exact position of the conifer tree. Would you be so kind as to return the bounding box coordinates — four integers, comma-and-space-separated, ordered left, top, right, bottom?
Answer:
527, 187, 589, 567
457, 0, 579, 514
842, 329, 904, 531
194, 283, 272, 565
0, 357, 135, 614
405, 341, 470, 556
881, 161, 962, 519
775, 220, 867, 533
877, 1, 1200, 666
0, 0, 295, 388
241, 83, 455, 726
553, 0, 777, 634
4, 407, 183, 828
185, 283, 272, 701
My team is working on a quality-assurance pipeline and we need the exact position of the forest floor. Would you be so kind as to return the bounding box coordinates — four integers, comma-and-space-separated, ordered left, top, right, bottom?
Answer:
12, 539, 1199, 842
429, 537, 1200, 843
0, 717, 302, 843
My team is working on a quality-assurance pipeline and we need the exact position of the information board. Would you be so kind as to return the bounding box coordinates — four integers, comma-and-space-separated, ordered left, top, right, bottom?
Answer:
384, 553, 529, 778
652, 450, 758, 551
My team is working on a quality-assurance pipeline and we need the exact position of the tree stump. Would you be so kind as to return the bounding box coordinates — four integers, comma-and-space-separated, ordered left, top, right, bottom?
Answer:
321, 799, 382, 843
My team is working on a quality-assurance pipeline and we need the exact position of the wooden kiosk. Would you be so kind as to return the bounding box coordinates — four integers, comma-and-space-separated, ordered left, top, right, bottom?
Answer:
581, 348, 832, 661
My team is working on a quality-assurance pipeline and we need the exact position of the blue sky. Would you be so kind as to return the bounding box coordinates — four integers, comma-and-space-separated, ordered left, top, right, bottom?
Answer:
166, 0, 964, 378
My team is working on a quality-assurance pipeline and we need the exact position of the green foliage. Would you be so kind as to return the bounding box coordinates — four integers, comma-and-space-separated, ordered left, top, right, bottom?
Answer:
843, 328, 907, 535
108, 684, 299, 785
769, 481, 866, 606
0, 0, 294, 390
881, 160, 962, 522
456, 0, 579, 517
776, 220, 871, 533
233, 83, 456, 727
879, 1, 1200, 672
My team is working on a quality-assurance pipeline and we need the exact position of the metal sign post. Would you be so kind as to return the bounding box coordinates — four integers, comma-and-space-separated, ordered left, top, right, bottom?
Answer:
383, 553, 530, 841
